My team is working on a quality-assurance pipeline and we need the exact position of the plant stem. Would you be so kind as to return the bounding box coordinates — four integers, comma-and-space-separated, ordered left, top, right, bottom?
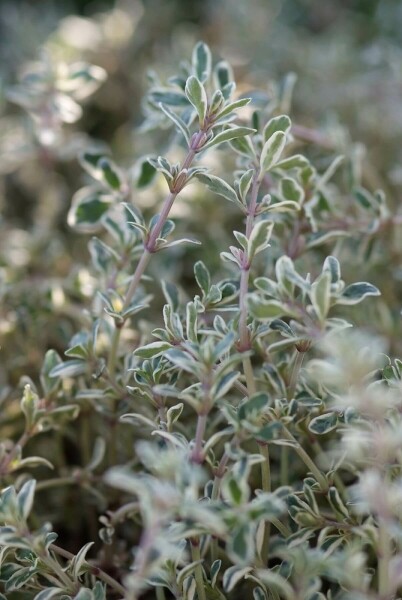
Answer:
234, 377, 327, 490
42, 549, 76, 591
191, 540, 207, 600
156, 587, 166, 600
210, 452, 229, 562
282, 428, 328, 492
36, 476, 77, 491
238, 171, 261, 353
50, 543, 126, 596
378, 517, 392, 600
107, 129, 207, 379
191, 413, 207, 464
287, 350, 305, 401
258, 442, 271, 566
242, 355, 257, 395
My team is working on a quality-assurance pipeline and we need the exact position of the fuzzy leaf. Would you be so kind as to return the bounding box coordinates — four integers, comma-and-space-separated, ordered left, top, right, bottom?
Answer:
337, 282, 380, 305
248, 220, 274, 259
160, 103, 190, 144
263, 114, 291, 142
192, 42, 211, 82
17, 480, 36, 521
247, 296, 287, 320
223, 565, 252, 592
196, 173, 243, 208
203, 127, 255, 151
134, 341, 172, 359
308, 412, 338, 435
310, 272, 331, 322
260, 131, 287, 173
185, 76, 207, 125
216, 97, 251, 120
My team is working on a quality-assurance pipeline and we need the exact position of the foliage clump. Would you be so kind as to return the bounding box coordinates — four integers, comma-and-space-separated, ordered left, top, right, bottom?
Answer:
1, 30, 402, 600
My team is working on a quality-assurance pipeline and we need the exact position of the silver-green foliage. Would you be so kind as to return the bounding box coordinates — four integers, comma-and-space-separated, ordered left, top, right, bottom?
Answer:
2, 40, 401, 600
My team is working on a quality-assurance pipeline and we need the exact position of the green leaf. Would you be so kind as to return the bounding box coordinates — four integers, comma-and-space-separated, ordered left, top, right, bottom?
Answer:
211, 371, 240, 400
216, 97, 251, 120
260, 131, 287, 173
166, 403, 184, 430
74, 589, 93, 600
308, 412, 338, 435
21, 385, 39, 429
6, 565, 39, 592
194, 261, 210, 295
166, 349, 197, 374
16, 480, 36, 521
203, 126, 255, 151
70, 541, 94, 579
263, 114, 291, 142
185, 76, 207, 126
160, 103, 190, 145
248, 493, 285, 520
316, 155, 344, 190
68, 189, 112, 232
253, 587, 268, 600
192, 41, 211, 82
323, 256, 341, 283
255, 422, 283, 442
214, 61, 233, 90
310, 272, 331, 322
134, 157, 157, 188
196, 173, 243, 209
49, 360, 87, 379
228, 523, 254, 564
257, 569, 294, 600
238, 392, 269, 420
238, 169, 254, 202
161, 280, 179, 311
337, 282, 380, 305
306, 230, 349, 249
149, 88, 188, 106
328, 486, 349, 519
247, 296, 287, 320
210, 559, 222, 588
223, 565, 252, 592
34, 588, 63, 600
279, 177, 304, 203
248, 220, 274, 259
230, 135, 255, 158
133, 341, 172, 359
274, 154, 309, 171
40, 349, 62, 396
98, 157, 122, 191
40, 405, 80, 429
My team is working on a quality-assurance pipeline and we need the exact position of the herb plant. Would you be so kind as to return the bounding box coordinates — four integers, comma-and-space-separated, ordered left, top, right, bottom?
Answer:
1, 39, 401, 600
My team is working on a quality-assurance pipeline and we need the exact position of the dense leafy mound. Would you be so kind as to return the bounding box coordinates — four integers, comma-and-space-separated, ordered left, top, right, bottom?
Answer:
1, 4, 402, 600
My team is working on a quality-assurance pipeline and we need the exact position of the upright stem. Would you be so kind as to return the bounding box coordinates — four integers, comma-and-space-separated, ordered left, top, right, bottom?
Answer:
378, 515, 392, 599
191, 540, 207, 600
210, 451, 229, 562
107, 129, 207, 379
259, 442, 271, 565
191, 413, 207, 464
238, 172, 261, 353
237, 170, 273, 565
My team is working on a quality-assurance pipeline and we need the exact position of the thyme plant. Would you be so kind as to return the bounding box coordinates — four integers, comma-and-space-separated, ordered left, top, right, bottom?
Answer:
1, 41, 402, 600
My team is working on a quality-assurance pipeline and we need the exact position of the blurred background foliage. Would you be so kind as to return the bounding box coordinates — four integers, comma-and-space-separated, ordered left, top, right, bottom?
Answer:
1, 0, 402, 388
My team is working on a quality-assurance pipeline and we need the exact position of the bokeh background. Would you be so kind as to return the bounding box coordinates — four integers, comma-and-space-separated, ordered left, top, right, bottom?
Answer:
1, 0, 402, 391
